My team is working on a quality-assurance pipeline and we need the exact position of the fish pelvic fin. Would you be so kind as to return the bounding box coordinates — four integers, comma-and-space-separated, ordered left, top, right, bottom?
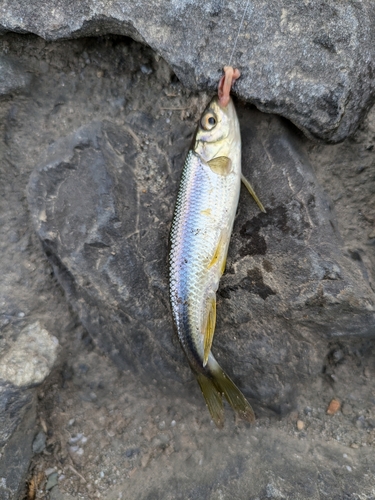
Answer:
241, 173, 266, 213
196, 364, 255, 428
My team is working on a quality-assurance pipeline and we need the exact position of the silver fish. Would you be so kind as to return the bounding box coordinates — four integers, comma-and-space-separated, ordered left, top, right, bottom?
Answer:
169, 76, 264, 427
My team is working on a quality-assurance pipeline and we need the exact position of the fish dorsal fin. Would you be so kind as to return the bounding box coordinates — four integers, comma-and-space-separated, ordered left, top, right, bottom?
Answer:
241, 173, 266, 213
203, 296, 216, 367
208, 156, 232, 176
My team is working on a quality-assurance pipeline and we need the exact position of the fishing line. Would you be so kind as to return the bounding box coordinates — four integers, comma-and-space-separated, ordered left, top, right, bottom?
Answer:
228, 0, 251, 67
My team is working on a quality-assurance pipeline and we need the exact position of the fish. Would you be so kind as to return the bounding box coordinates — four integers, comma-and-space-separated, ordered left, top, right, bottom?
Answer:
169, 67, 265, 427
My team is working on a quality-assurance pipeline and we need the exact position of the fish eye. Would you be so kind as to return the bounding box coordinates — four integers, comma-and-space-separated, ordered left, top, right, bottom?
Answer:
201, 112, 217, 131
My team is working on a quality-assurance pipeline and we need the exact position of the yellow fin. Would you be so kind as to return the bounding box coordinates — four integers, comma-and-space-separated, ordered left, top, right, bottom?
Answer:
220, 253, 227, 275
203, 296, 216, 367
212, 365, 255, 424
196, 373, 224, 428
241, 174, 266, 213
208, 232, 227, 270
208, 156, 232, 176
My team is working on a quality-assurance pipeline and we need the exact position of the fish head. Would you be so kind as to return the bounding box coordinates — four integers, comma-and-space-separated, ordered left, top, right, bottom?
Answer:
194, 95, 240, 163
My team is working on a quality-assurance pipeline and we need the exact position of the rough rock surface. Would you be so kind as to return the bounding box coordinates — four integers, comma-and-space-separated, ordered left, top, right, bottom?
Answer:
0, 0, 375, 142
0, 322, 59, 387
0, 322, 59, 500
0, 34, 374, 499
0, 55, 31, 96
27, 110, 375, 411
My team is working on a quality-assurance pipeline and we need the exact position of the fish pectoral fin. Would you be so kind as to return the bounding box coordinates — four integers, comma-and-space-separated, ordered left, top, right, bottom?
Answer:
208, 156, 232, 176
203, 296, 216, 367
208, 232, 228, 272
241, 174, 266, 213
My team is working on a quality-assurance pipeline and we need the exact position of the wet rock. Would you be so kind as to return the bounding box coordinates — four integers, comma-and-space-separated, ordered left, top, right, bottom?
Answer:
27, 109, 375, 411
0, 1, 375, 142
0, 56, 31, 97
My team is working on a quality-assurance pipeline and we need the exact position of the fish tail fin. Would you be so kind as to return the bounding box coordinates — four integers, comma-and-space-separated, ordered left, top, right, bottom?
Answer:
196, 363, 255, 428
196, 372, 225, 428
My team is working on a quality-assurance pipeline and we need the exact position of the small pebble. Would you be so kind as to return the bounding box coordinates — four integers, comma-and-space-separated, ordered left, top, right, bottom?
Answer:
346, 465, 352, 472
46, 472, 58, 490
351, 443, 359, 449
32, 431, 46, 454
100, 471, 105, 478
69, 433, 83, 444
140, 65, 153, 75
68, 418, 75, 426
327, 399, 341, 415
171, 420, 176, 427
296, 420, 305, 431
45, 467, 56, 477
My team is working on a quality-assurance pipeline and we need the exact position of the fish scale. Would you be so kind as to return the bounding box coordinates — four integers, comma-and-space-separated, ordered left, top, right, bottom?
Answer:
170, 150, 239, 371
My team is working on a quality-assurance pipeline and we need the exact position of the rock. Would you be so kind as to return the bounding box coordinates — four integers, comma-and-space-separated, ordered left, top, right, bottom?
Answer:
32, 430, 46, 453
45, 472, 58, 490
0, 1, 375, 142
0, 396, 36, 500
0, 321, 59, 387
27, 108, 375, 411
0, 322, 59, 498
0, 56, 31, 97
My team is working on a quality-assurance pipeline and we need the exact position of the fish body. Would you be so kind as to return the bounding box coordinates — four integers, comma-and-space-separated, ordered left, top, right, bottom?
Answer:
169, 95, 255, 427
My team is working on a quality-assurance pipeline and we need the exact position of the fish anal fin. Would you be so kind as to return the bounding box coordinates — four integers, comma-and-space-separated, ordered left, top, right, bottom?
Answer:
203, 296, 216, 366
196, 373, 224, 428
208, 156, 232, 176
241, 173, 266, 213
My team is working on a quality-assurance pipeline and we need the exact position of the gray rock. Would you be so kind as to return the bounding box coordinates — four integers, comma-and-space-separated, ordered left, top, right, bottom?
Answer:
0, 381, 33, 449
0, 1, 375, 142
0, 322, 59, 498
45, 472, 58, 490
0, 396, 36, 500
32, 430, 46, 453
0, 321, 59, 387
0, 55, 31, 97
27, 110, 375, 411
